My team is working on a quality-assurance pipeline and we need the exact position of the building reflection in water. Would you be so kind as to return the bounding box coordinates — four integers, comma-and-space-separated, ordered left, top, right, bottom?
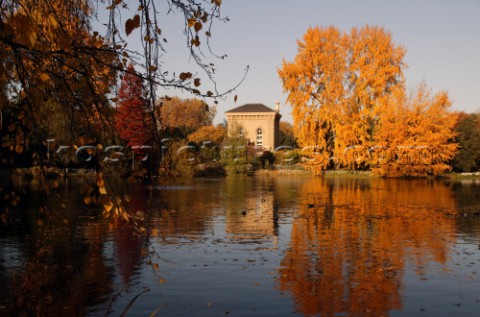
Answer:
224, 177, 279, 243
277, 178, 457, 317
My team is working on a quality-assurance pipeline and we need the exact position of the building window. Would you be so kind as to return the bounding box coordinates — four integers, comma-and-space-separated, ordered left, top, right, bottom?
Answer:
256, 128, 263, 146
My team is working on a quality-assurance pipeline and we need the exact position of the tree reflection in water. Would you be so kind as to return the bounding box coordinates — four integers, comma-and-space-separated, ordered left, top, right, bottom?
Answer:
278, 178, 457, 317
2, 176, 480, 316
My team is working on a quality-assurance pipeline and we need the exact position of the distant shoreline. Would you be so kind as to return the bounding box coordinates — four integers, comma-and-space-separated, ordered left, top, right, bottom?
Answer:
4, 166, 480, 180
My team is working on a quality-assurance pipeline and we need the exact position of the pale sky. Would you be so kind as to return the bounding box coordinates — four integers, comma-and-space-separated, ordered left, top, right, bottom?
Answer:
126, 0, 480, 124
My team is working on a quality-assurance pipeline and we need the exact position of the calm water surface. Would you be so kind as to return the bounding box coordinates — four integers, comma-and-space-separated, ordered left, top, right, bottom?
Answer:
1, 176, 480, 316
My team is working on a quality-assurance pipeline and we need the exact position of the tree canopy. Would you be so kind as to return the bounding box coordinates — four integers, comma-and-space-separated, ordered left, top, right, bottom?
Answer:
278, 25, 458, 176
114, 64, 152, 149
0, 0, 244, 164
372, 84, 458, 177
452, 112, 480, 173
158, 96, 216, 136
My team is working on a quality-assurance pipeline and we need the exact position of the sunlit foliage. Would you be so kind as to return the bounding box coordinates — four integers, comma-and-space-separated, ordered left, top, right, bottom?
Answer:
0, 0, 119, 163
187, 124, 226, 145
373, 84, 458, 177
278, 25, 406, 169
278, 25, 458, 176
157, 97, 216, 137
0, 0, 244, 164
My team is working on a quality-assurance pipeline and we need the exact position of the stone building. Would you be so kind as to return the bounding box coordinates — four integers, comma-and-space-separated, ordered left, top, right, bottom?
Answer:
225, 102, 281, 150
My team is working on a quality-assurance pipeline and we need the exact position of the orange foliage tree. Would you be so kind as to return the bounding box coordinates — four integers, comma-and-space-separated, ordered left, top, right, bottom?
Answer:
279, 25, 458, 176
157, 97, 216, 136
0, 0, 119, 160
0, 0, 244, 163
187, 125, 226, 145
372, 84, 458, 177
278, 25, 406, 170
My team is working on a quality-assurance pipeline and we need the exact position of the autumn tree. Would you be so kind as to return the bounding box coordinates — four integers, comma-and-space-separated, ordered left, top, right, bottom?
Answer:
0, 0, 245, 163
158, 97, 216, 136
114, 64, 152, 150
452, 112, 480, 172
372, 84, 458, 177
0, 0, 120, 165
278, 25, 406, 169
187, 124, 226, 145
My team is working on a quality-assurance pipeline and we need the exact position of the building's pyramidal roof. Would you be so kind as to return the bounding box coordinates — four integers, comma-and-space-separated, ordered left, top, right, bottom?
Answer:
226, 103, 276, 113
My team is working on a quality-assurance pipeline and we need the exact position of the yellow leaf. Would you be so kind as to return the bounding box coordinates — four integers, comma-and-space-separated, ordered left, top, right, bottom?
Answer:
84, 196, 92, 205
97, 178, 105, 188
104, 201, 113, 212
27, 31, 37, 47
153, 263, 159, 270
99, 187, 107, 195
48, 15, 58, 28
187, 18, 196, 28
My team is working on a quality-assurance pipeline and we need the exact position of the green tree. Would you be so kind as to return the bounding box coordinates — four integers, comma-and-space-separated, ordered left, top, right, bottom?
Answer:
452, 112, 480, 172
278, 121, 297, 147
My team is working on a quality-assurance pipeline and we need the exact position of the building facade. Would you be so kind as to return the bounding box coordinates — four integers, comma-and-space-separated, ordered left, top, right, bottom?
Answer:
225, 102, 281, 151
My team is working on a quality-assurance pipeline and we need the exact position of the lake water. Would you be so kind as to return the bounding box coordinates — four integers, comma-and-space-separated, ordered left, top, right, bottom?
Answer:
1, 176, 480, 316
